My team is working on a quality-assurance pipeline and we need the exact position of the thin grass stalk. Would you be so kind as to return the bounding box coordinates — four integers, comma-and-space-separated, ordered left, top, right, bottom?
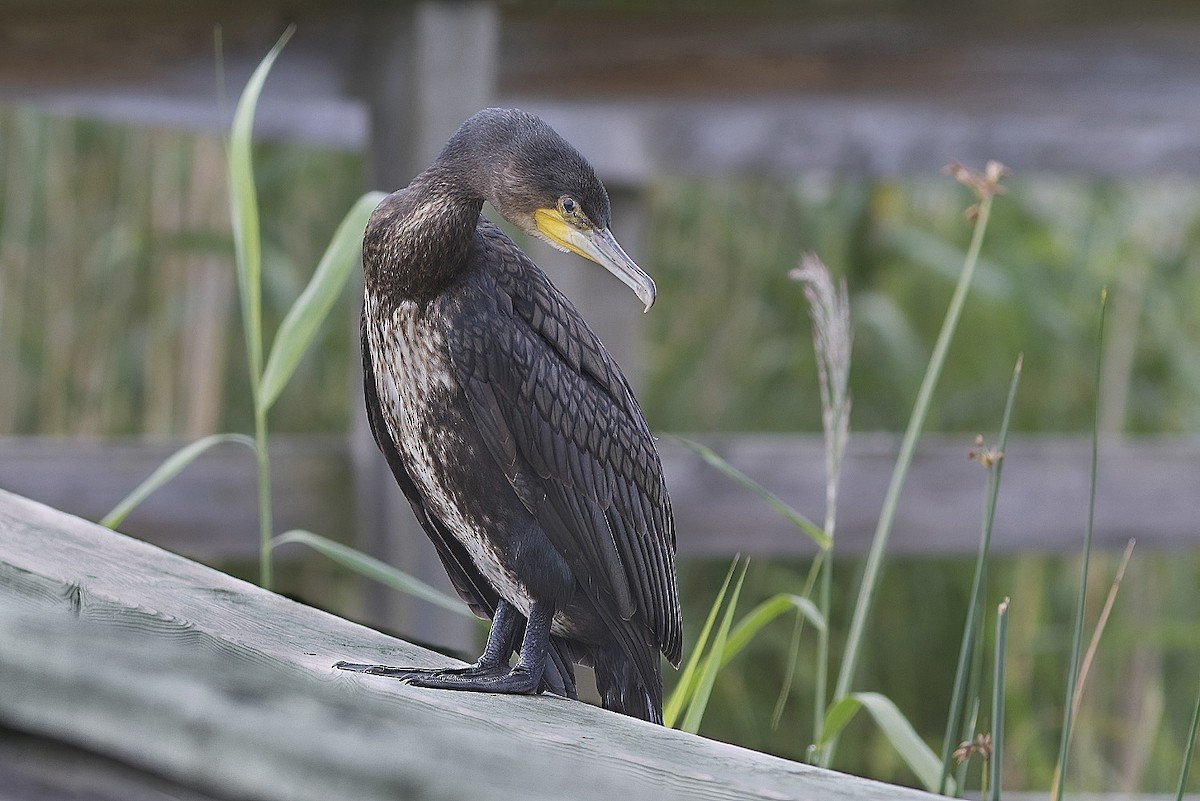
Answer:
1176, 673, 1200, 801
990, 598, 1010, 801
826, 175, 1000, 767
813, 543, 832, 755
772, 547, 825, 729
939, 354, 1023, 792
771, 598, 806, 729
1071, 539, 1135, 717
1051, 286, 1108, 801
954, 697, 981, 793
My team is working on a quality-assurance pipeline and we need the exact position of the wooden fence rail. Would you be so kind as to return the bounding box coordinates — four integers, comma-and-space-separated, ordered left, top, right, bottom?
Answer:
7, 432, 1194, 650
2, 433, 1195, 563
0, 488, 940, 801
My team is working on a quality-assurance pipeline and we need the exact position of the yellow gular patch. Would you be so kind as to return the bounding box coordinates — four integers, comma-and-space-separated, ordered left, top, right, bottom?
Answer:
533, 208, 591, 261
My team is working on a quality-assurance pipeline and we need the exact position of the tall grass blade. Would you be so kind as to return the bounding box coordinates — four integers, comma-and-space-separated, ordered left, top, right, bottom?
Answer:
664, 557, 739, 728
1176, 673, 1200, 801
271, 530, 473, 617
819, 692, 952, 794
672, 436, 830, 549
1051, 286, 1109, 801
721, 592, 825, 669
990, 598, 1010, 801
680, 558, 750, 734
228, 25, 293, 395
100, 433, 256, 529
227, 26, 294, 590
827, 165, 1004, 765
939, 353, 1023, 792
258, 190, 384, 413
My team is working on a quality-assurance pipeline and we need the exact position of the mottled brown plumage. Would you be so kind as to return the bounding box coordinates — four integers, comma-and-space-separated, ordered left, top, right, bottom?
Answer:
338, 108, 681, 723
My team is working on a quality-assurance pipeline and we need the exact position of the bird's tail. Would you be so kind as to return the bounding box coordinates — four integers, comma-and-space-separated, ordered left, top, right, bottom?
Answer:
591, 645, 664, 725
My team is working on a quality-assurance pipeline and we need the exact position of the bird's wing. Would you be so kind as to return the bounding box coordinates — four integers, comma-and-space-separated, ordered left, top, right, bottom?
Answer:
445, 225, 682, 669
360, 314, 578, 697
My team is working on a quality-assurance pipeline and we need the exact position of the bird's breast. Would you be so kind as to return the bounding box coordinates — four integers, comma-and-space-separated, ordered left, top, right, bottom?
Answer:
365, 293, 530, 605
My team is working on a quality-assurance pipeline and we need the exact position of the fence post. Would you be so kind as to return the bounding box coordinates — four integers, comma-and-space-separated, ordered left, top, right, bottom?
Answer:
352, 0, 499, 654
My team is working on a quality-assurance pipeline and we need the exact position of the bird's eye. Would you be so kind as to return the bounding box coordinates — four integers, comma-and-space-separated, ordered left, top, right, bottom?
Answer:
559, 197, 578, 217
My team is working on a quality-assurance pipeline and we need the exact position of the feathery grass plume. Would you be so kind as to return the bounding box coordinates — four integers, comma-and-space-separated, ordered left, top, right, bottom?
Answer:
788, 254, 852, 750
789, 254, 853, 487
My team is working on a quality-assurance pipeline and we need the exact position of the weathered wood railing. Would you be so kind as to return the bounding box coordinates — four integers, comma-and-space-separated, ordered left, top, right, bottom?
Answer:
3, 434, 1194, 563
0, 487, 941, 800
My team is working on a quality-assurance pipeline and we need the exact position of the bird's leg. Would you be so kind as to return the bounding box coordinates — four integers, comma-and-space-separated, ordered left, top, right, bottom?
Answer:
334, 600, 520, 680
399, 600, 551, 695
337, 601, 553, 696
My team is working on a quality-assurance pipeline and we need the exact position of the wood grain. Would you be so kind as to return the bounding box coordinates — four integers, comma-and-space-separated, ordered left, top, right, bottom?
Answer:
0, 488, 940, 800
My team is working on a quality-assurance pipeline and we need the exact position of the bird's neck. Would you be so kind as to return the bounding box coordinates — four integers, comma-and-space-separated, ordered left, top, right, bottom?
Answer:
363, 167, 486, 308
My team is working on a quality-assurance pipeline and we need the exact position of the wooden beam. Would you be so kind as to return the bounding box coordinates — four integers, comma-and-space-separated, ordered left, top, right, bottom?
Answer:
0, 435, 353, 562
664, 434, 1200, 557
0, 488, 941, 801
5, 5, 1200, 175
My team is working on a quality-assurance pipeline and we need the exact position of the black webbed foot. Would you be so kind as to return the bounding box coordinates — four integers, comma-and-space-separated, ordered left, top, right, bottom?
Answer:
335, 600, 554, 698
333, 660, 512, 683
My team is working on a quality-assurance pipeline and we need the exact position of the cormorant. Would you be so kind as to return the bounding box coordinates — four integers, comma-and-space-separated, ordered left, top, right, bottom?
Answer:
335, 108, 682, 724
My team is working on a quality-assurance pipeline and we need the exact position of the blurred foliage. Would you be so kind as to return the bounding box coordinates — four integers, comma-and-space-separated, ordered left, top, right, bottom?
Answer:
0, 106, 362, 437
3, 106, 1199, 791
676, 553, 1200, 792
643, 176, 1200, 434
6, 108, 1200, 440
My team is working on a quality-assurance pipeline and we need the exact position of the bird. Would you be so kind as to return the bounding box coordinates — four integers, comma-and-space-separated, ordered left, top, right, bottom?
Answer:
335, 108, 682, 724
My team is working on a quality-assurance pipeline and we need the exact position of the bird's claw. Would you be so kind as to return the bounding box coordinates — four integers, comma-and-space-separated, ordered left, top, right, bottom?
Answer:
334, 660, 542, 694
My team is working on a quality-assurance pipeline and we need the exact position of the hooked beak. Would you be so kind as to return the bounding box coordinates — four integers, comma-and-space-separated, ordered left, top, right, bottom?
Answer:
534, 209, 657, 312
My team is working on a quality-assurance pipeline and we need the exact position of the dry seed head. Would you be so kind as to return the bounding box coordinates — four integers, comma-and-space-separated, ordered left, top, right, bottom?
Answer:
952, 732, 993, 764
967, 434, 1004, 469
944, 160, 1010, 221
789, 253, 853, 444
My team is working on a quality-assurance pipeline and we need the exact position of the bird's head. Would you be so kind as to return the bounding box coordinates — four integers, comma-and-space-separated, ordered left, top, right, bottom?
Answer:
447, 108, 657, 311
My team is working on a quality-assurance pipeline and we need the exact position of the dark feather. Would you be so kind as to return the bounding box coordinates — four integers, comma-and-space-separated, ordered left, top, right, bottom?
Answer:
360, 316, 577, 699
445, 222, 682, 671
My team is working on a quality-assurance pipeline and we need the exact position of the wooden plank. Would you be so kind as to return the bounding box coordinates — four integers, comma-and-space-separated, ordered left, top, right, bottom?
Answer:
0, 727, 226, 801
3, 435, 1196, 561
0, 488, 940, 801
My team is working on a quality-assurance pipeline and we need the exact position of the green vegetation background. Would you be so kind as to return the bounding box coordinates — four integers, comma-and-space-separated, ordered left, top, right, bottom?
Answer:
2, 107, 1198, 791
